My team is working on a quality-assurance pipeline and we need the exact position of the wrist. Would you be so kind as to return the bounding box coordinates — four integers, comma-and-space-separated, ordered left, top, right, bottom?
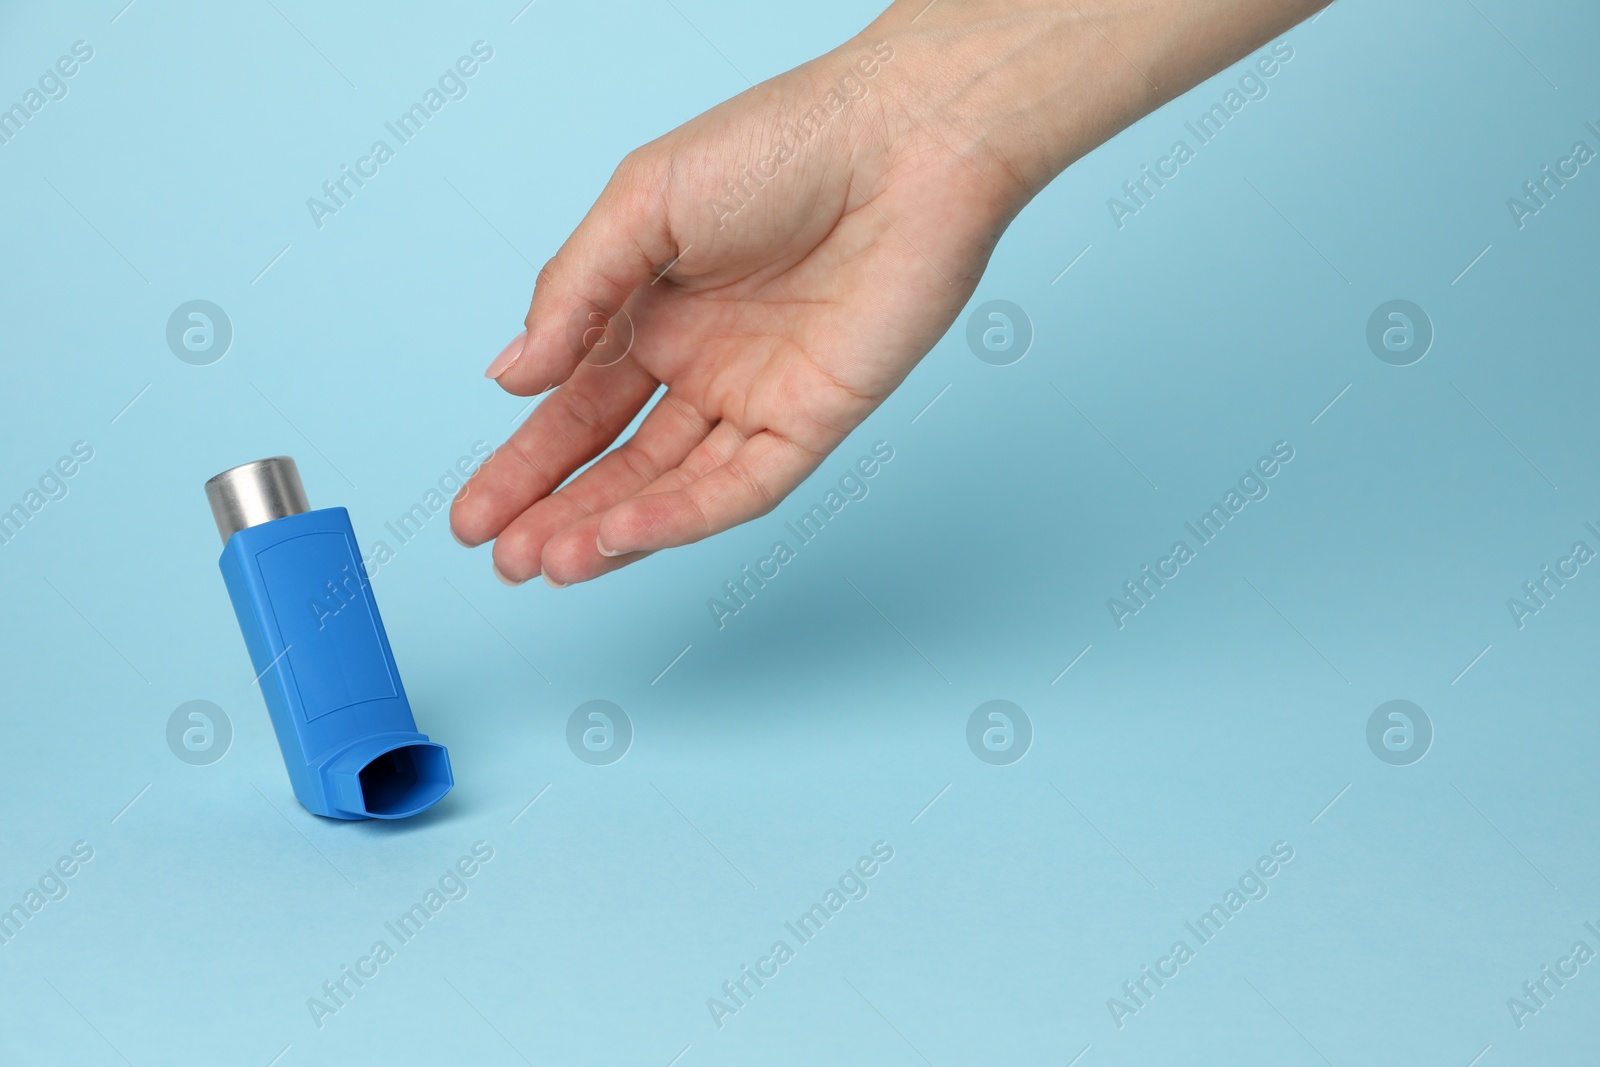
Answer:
855, 2, 1152, 211
856, 0, 1324, 207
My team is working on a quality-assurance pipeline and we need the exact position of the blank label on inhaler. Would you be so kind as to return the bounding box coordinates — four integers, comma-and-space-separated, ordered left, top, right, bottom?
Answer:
257, 531, 396, 722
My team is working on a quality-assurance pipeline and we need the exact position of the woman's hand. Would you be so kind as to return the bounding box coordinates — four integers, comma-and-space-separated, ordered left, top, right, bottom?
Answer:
450, 0, 1324, 587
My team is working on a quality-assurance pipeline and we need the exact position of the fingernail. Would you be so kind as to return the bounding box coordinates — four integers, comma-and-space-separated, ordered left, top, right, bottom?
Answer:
485, 329, 527, 379
596, 535, 625, 557
543, 572, 569, 589
492, 562, 525, 587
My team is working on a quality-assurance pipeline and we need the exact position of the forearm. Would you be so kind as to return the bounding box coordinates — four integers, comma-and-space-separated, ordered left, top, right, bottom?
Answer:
860, 0, 1331, 207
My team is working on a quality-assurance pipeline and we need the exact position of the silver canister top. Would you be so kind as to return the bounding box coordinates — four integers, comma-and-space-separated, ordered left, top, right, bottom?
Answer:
205, 456, 310, 543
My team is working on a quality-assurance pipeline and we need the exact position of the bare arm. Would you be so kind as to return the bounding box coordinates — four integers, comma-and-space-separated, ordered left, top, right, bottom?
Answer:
451, 0, 1331, 587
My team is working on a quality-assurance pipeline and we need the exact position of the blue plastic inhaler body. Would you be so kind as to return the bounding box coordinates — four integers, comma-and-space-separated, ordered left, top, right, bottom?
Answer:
207, 457, 452, 820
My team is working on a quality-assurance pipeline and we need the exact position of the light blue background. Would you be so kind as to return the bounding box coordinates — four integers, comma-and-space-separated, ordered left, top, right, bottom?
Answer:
2, 1, 1597, 1064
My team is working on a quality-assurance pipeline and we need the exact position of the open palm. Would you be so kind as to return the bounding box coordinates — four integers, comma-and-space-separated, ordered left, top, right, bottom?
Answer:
451, 35, 1016, 586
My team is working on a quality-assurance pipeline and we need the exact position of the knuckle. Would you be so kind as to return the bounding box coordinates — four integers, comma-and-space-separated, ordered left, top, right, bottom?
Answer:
559, 387, 606, 433
504, 434, 553, 484
532, 258, 561, 305
684, 493, 718, 538
551, 484, 595, 521
728, 459, 774, 512
612, 146, 653, 186
613, 442, 655, 487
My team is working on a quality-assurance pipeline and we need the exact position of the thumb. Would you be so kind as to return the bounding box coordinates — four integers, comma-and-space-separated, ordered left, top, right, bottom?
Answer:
490, 150, 677, 396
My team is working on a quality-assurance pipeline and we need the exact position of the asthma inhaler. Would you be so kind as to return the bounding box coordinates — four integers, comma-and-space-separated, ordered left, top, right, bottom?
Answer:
205, 456, 453, 820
